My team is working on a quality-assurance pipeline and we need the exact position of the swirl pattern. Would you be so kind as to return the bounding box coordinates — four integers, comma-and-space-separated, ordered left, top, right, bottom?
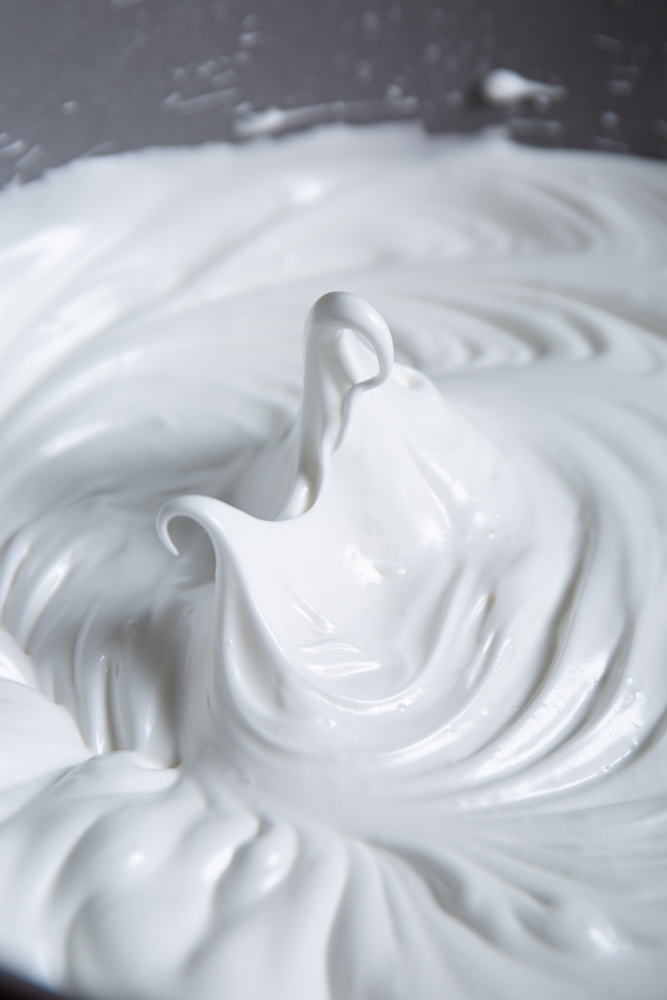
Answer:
0, 124, 666, 999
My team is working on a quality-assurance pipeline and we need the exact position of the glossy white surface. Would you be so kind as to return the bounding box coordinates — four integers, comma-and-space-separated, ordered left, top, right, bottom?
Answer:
0, 124, 666, 999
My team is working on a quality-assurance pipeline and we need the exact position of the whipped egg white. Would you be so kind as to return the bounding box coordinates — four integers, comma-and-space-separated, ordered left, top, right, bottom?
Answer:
0, 124, 666, 1000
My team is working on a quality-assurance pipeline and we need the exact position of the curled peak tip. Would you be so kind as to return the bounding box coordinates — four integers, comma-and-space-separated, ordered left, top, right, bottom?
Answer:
156, 291, 397, 551
306, 291, 394, 386
157, 494, 233, 558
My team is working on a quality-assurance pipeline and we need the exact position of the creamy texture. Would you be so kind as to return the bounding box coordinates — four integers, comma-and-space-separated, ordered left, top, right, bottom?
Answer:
0, 124, 666, 1000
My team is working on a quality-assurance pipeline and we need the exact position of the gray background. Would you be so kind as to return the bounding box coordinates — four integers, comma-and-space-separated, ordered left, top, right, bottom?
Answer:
0, 0, 666, 188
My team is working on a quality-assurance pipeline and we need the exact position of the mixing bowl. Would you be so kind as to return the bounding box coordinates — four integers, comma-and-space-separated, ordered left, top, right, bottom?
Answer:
1, 0, 666, 192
